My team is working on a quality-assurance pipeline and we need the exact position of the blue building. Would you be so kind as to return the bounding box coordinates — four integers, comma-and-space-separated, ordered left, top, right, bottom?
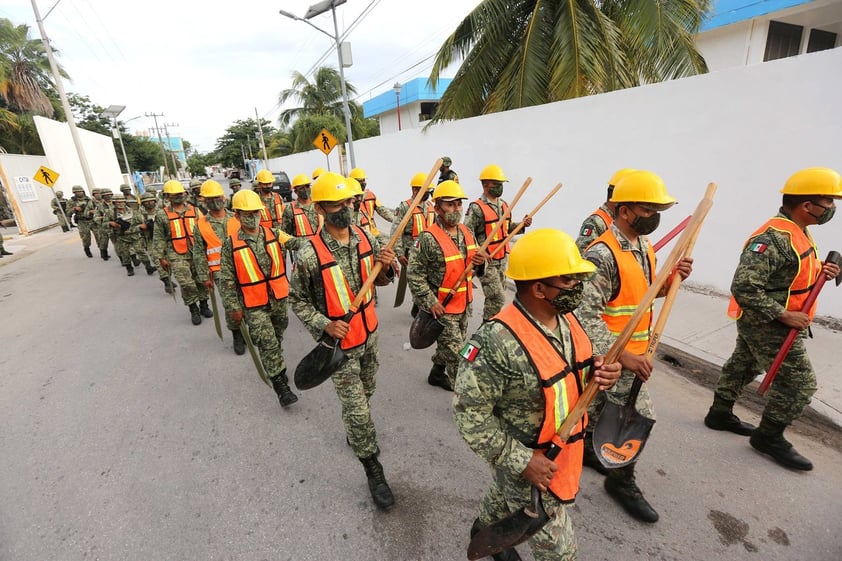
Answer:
362, 77, 452, 135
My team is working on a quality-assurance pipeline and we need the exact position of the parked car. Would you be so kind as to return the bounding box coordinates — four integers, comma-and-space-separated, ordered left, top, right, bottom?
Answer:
227, 169, 241, 180
272, 171, 293, 202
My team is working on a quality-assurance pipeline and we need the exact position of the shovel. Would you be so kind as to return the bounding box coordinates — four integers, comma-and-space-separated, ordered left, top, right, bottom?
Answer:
208, 283, 223, 341
467, 183, 716, 560
293, 159, 443, 391
593, 183, 716, 469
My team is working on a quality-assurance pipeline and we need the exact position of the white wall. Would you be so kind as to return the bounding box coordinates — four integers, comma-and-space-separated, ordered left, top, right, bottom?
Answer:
270, 47, 842, 318
0, 154, 53, 233
696, 21, 757, 69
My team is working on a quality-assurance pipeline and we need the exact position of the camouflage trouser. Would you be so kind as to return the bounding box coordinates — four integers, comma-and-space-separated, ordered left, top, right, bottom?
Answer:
94, 224, 110, 250
433, 312, 469, 385
115, 235, 150, 267
716, 320, 816, 425
55, 211, 68, 228
478, 469, 577, 561
244, 298, 288, 379
213, 277, 239, 331
167, 256, 208, 306
331, 331, 380, 459
76, 219, 93, 248
480, 258, 508, 320
586, 367, 656, 435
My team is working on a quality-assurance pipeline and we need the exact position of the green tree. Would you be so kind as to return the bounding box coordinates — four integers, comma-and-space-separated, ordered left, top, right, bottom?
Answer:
289, 113, 345, 153
0, 18, 64, 117
212, 118, 277, 168
428, 0, 709, 122
186, 153, 212, 177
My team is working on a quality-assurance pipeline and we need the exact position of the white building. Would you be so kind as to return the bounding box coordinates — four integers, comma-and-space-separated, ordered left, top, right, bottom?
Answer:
362, 77, 452, 135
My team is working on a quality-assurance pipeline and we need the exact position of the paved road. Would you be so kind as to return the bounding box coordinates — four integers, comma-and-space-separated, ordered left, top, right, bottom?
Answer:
1, 225, 841, 561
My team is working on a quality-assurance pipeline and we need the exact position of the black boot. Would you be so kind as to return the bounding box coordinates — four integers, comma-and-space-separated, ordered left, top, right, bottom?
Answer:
126, 265, 135, 276
470, 519, 523, 561
360, 455, 395, 510
411, 303, 419, 318
583, 431, 609, 475
271, 371, 298, 407
188, 303, 202, 325
100, 248, 110, 261
199, 299, 214, 318
750, 416, 813, 471
427, 363, 453, 391
231, 329, 246, 355
704, 394, 756, 436
61, 225, 69, 232
604, 463, 658, 523
131, 254, 141, 267
162, 277, 174, 294
84, 246, 93, 258
145, 263, 156, 275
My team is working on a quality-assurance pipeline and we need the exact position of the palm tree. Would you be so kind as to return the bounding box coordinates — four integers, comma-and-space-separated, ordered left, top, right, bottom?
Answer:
0, 18, 65, 117
428, 0, 710, 122
278, 66, 360, 127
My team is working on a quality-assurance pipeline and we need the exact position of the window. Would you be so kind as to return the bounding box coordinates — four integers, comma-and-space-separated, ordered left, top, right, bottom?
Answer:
807, 29, 837, 53
419, 102, 439, 122
764, 21, 803, 61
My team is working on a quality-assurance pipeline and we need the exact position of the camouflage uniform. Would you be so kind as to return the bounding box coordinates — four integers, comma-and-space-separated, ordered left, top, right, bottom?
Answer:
68, 190, 94, 252
575, 203, 614, 253
438, 169, 459, 184
362, 189, 395, 247
139, 196, 163, 279
453, 300, 581, 561
195, 211, 239, 332
111, 204, 152, 273
280, 200, 320, 253
289, 227, 388, 459
93, 195, 117, 253
463, 195, 522, 320
51, 193, 70, 230
407, 218, 476, 385
714, 211, 818, 425
152, 203, 209, 307
390, 199, 434, 259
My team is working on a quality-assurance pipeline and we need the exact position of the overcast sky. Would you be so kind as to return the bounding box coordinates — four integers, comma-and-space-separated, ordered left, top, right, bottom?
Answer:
0, 0, 482, 152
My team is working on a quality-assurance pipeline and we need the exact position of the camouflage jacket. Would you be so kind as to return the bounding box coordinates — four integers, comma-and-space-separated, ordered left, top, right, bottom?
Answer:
453, 298, 577, 479
193, 211, 236, 283
95, 203, 116, 228
113, 208, 144, 241
407, 218, 475, 313
50, 197, 68, 216
390, 199, 434, 257
366, 190, 395, 223
151, 203, 199, 261
218, 226, 286, 314
438, 169, 458, 184
280, 201, 320, 252
463, 195, 521, 250
575, 203, 613, 252
69, 196, 93, 220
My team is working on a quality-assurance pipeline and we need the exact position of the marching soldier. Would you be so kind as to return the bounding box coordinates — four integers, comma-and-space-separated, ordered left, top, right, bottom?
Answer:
138, 192, 161, 279
119, 184, 139, 210
109, 193, 154, 276
347, 177, 373, 233
152, 179, 213, 325
68, 185, 94, 258
289, 172, 396, 510
280, 174, 321, 253
454, 228, 621, 561
575, 169, 637, 252
94, 190, 116, 261
705, 167, 842, 471
51, 190, 71, 232
463, 164, 532, 320
438, 156, 458, 184
408, 180, 486, 390
188, 180, 205, 213
254, 169, 285, 229
219, 189, 298, 404
576, 170, 692, 523
226, 178, 242, 211
392, 173, 436, 316
193, 180, 246, 355
350, 167, 394, 246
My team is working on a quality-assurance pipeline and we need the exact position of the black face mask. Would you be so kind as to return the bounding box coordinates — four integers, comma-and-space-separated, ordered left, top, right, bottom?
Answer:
808, 203, 836, 225
487, 183, 504, 198
171, 194, 186, 205
324, 207, 352, 228
628, 209, 660, 235
548, 282, 584, 314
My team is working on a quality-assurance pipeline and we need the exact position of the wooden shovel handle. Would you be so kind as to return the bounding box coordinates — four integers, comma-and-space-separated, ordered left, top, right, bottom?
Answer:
487, 182, 563, 260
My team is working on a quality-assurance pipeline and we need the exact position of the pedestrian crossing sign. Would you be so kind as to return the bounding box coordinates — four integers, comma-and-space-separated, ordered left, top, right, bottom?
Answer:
313, 128, 338, 155
33, 165, 60, 188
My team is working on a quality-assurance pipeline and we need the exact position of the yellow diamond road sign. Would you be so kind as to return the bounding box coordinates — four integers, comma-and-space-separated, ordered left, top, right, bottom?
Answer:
313, 128, 338, 155
33, 165, 60, 187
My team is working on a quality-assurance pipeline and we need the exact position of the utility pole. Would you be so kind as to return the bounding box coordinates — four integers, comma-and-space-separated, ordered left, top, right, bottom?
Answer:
254, 108, 269, 171
163, 122, 180, 175
145, 112, 171, 178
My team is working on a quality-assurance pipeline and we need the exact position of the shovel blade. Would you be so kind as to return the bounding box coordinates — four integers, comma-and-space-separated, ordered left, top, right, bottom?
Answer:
592, 400, 655, 469
466, 487, 550, 560
394, 265, 408, 307
409, 309, 444, 349
294, 338, 347, 390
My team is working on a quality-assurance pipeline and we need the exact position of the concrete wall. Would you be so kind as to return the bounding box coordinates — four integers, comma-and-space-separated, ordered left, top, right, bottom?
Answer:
0, 154, 53, 234
268, 47, 842, 318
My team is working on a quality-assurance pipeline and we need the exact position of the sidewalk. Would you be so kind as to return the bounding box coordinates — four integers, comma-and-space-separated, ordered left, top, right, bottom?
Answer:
658, 284, 842, 428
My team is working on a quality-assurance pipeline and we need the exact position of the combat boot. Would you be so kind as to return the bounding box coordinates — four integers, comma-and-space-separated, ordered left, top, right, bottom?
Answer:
188, 303, 202, 325
360, 455, 395, 510
199, 299, 214, 318
583, 432, 609, 475
84, 246, 93, 258
162, 277, 174, 294
231, 329, 246, 355
470, 519, 523, 561
749, 416, 812, 471
704, 395, 755, 436
61, 225, 69, 232
270, 371, 298, 407
126, 264, 135, 277
145, 263, 156, 275
100, 248, 110, 261
131, 254, 141, 267
604, 463, 658, 523
427, 363, 453, 391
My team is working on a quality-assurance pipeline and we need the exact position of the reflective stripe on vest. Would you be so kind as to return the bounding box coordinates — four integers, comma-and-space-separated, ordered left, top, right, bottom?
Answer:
492, 301, 592, 503
166, 206, 200, 255
475, 199, 510, 260
426, 223, 478, 314
197, 215, 241, 273
592, 231, 655, 354
291, 201, 318, 237
310, 226, 378, 351
259, 193, 285, 229
358, 207, 374, 235
362, 191, 380, 236
727, 217, 821, 320
231, 226, 289, 309
405, 199, 435, 238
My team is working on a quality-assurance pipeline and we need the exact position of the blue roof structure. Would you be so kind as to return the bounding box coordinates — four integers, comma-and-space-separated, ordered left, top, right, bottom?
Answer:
701, 0, 814, 31
362, 77, 452, 118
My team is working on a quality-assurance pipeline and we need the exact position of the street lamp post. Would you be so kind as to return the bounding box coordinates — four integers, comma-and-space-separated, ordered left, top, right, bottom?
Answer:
393, 82, 402, 131
279, 0, 357, 169
102, 105, 133, 192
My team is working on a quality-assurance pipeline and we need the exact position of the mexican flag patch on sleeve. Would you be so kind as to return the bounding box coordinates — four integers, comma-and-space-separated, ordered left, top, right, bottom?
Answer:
580, 227, 592, 237
748, 241, 768, 254
460, 342, 480, 362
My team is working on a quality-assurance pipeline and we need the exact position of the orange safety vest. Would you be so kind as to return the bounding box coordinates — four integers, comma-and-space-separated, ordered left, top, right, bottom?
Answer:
166, 205, 200, 255
405, 199, 435, 238
362, 190, 380, 235
426, 223, 478, 314
591, 231, 655, 354
231, 226, 289, 309
197, 214, 241, 273
492, 301, 592, 503
727, 217, 821, 320
259, 193, 285, 229
310, 226, 379, 351
357, 207, 374, 234
290, 201, 318, 237
475, 199, 510, 260
592, 207, 613, 230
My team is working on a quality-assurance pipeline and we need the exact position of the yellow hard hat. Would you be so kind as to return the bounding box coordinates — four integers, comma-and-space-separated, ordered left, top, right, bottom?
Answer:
200, 180, 224, 198
410, 172, 432, 189
432, 180, 467, 201
292, 174, 311, 188
608, 168, 638, 187
346, 176, 364, 196
781, 167, 842, 198
255, 169, 274, 184
349, 168, 367, 180
506, 229, 596, 281
163, 180, 185, 194
312, 167, 326, 180
479, 164, 508, 182
611, 170, 676, 210
311, 172, 357, 203
232, 190, 265, 211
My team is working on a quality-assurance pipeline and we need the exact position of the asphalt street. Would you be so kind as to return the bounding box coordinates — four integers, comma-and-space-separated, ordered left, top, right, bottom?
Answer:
1, 219, 841, 561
